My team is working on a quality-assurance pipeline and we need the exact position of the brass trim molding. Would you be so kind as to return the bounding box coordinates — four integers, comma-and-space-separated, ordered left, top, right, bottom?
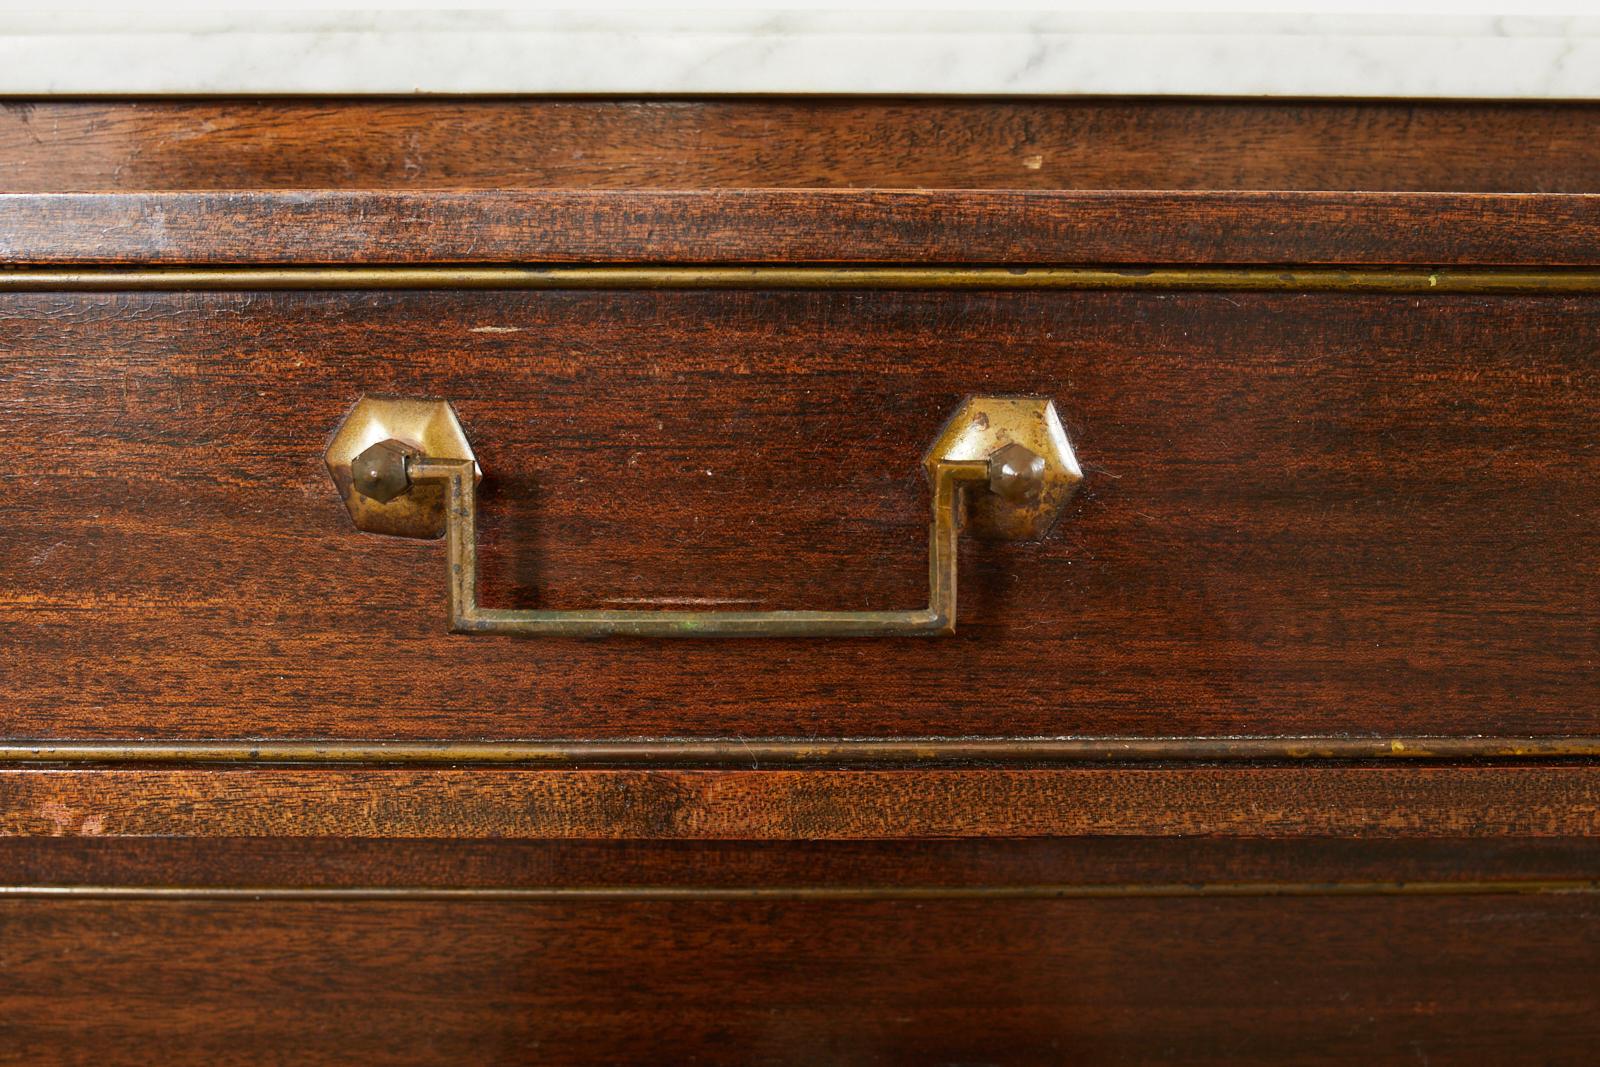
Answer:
2, 880, 1596, 901
4, 737, 1599, 767
3, 265, 1600, 292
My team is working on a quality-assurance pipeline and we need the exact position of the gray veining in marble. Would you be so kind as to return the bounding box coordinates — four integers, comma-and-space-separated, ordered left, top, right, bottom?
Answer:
0, 12, 1596, 98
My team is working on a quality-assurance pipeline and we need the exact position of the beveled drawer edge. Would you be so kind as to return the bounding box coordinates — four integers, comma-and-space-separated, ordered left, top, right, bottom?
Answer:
4, 265, 1600, 293
6, 190, 1600, 267
4, 736, 1599, 767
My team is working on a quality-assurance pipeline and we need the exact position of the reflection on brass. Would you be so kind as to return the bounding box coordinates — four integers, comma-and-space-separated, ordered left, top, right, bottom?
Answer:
328, 394, 1079, 637
5, 266, 1600, 293
924, 396, 1081, 541
323, 396, 479, 539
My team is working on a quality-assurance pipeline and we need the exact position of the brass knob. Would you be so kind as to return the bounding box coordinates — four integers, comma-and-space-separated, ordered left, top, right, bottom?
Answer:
986, 442, 1046, 503
350, 439, 416, 504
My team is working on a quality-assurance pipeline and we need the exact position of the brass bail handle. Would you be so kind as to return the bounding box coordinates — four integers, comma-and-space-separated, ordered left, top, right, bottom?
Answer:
325, 395, 1082, 638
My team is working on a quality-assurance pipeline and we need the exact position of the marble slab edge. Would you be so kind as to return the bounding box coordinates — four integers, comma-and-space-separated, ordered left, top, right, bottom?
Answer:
0, 12, 1597, 98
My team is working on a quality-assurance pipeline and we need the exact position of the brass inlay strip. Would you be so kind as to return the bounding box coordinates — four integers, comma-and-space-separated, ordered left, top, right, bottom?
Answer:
4, 737, 1599, 766
2, 266, 1600, 292
2, 881, 1596, 901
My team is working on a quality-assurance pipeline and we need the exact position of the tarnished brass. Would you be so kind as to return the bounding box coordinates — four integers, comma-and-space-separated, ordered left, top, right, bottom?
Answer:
6, 266, 1600, 293
987, 442, 1047, 503
324, 396, 479, 539
5, 881, 1596, 901
9, 736, 1600, 767
329, 394, 1077, 637
923, 396, 1082, 541
350, 439, 416, 504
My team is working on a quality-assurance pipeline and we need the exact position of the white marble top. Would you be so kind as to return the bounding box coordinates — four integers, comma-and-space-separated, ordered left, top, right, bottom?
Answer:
1, 11, 1598, 99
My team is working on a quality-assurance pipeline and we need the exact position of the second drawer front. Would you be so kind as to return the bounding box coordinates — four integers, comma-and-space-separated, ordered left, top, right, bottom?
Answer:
2, 285, 1595, 741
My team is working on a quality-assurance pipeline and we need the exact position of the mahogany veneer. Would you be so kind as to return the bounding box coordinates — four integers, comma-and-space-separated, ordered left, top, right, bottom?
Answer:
2, 98, 1597, 1065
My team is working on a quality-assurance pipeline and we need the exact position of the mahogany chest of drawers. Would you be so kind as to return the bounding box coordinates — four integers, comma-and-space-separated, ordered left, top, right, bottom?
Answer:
1, 99, 1598, 1064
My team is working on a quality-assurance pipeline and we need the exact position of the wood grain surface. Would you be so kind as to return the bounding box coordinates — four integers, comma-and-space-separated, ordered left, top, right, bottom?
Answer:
3, 99, 1598, 193
7, 836, 1598, 890
3, 98, 1598, 1067
3, 894, 1598, 1064
2, 287, 1595, 741
2, 98, 1598, 1064
5, 189, 1600, 265
3, 767, 1597, 839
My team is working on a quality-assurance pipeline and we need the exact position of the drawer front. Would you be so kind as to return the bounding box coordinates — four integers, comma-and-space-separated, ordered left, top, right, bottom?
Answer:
5, 892, 1599, 1065
2, 282, 1595, 744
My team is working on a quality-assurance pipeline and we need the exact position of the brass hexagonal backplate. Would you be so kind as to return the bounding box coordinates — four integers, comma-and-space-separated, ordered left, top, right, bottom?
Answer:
923, 395, 1083, 541
325, 395, 480, 539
